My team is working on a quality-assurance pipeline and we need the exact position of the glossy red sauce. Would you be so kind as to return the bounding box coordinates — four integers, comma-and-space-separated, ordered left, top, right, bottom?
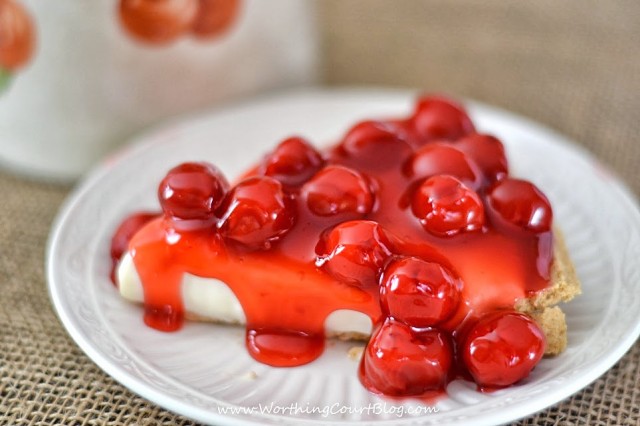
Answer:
115, 96, 552, 396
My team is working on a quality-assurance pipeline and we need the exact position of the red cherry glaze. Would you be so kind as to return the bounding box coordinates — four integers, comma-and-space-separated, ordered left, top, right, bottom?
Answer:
119, 0, 198, 45
0, 0, 36, 71
158, 162, 229, 221
302, 165, 374, 218
487, 178, 552, 233
109, 211, 159, 284
246, 328, 324, 367
361, 318, 453, 396
461, 311, 546, 389
144, 303, 184, 332
118, 95, 558, 396
261, 136, 324, 187
380, 257, 461, 327
191, 0, 241, 39
129, 217, 380, 353
411, 175, 485, 237
316, 220, 393, 288
219, 176, 295, 249
412, 96, 475, 142
405, 143, 481, 189
455, 134, 509, 184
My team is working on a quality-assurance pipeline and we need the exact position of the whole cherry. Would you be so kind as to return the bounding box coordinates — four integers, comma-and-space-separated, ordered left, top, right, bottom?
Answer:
486, 178, 552, 233
158, 162, 229, 221
302, 165, 374, 218
109, 211, 159, 284
405, 143, 481, 189
411, 95, 475, 142
455, 133, 509, 184
219, 176, 295, 249
119, 0, 199, 45
261, 136, 324, 187
110, 211, 160, 263
340, 120, 413, 168
411, 175, 485, 237
342, 120, 403, 151
315, 220, 393, 289
380, 257, 461, 327
461, 311, 546, 388
361, 318, 453, 396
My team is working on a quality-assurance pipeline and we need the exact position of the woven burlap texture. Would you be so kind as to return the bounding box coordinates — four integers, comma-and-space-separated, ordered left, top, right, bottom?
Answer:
2, 0, 639, 424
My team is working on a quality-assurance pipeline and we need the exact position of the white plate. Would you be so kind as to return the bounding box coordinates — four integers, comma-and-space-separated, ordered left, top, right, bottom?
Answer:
47, 89, 640, 425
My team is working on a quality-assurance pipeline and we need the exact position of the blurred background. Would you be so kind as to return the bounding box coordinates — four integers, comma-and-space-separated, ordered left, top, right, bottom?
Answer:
1, 1, 639, 424
1, 0, 638, 191
319, 0, 640, 194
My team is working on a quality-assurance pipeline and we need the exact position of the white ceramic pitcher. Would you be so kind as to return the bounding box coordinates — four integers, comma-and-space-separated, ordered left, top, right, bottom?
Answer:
0, 0, 318, 181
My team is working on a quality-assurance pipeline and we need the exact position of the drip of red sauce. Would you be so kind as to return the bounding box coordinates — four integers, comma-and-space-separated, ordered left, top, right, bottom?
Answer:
129, 216, 382, 360
246, 328, 325, 367
113, 96, 554, 397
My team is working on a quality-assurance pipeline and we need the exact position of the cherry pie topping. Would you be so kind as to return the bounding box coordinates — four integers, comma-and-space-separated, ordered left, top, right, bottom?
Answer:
111, 95, 554, 397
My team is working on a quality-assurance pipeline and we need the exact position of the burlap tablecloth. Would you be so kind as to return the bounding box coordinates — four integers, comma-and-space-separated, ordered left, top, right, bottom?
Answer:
1, 1, 639, 424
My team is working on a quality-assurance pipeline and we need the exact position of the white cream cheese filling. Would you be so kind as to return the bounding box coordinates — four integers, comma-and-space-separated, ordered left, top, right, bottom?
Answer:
117, 252, 373, 337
